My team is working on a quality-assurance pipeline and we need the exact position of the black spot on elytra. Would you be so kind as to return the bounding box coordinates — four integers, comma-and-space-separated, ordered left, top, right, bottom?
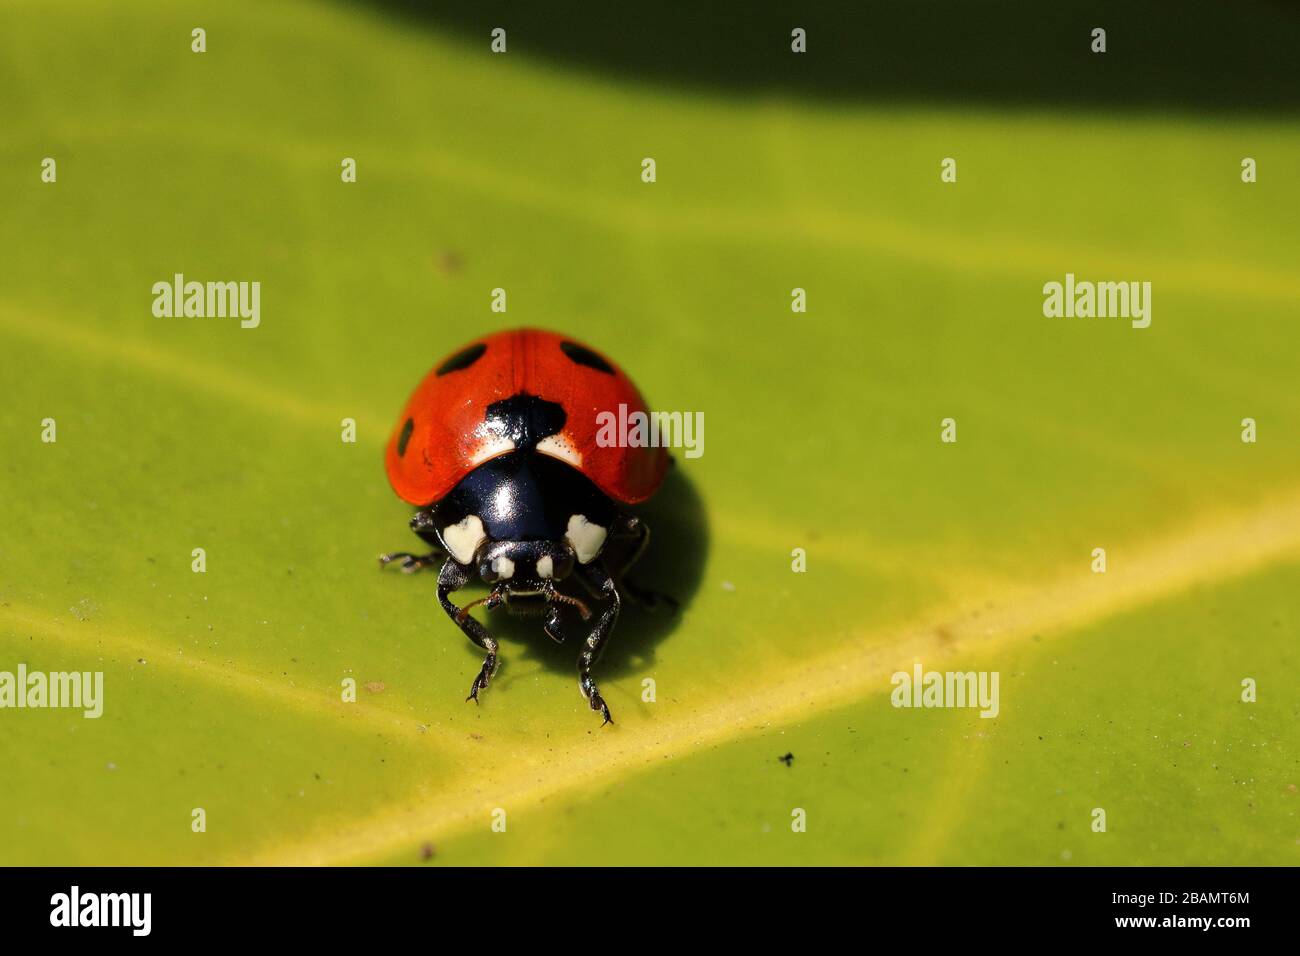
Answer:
436, 342, 487, 376
397, 417, 414, 456
560, 341, 614, 374
485, 393, 566, 450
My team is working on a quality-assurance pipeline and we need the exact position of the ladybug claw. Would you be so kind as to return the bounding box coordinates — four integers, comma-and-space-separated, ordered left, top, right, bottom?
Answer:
587, 690, 613, 726
465, 657, 496, 704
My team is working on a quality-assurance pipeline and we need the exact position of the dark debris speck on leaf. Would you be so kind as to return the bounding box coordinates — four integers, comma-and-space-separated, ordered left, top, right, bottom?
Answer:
778, 752, 794, 766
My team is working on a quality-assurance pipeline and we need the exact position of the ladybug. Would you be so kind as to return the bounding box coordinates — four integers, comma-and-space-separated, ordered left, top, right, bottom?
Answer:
380, 328, 672, 724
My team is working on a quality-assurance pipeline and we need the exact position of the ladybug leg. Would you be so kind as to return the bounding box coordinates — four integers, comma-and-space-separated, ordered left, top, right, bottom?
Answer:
435, 558, 500, 704
380, 512, 446, 573
620, 578, 678, 612
572, 561, 620, 725
377, 550, 442, 574
607, 515, 678, 612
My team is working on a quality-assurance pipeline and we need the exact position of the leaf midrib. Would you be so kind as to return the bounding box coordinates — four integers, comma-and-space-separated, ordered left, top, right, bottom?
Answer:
235, 489, 1300, 865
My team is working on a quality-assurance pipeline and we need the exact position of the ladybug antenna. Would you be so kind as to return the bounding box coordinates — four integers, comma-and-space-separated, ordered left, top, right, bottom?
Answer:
455, 590, 504, 623
549, 590, 592, 621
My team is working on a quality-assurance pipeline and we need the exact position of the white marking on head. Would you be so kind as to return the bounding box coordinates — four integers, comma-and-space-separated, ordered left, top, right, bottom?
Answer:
536, 434, 583, 469
443, 515, 487, 565
491, 555, 515, 579
565, 514, 607, 565
536, 555, 554, 579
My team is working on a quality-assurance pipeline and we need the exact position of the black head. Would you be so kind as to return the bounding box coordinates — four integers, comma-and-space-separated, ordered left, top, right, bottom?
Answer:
477, 538, 576, 594
423, 449, 616, 611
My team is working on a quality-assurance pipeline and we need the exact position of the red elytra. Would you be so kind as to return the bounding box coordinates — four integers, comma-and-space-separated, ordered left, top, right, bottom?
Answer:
384, 329, 669, 507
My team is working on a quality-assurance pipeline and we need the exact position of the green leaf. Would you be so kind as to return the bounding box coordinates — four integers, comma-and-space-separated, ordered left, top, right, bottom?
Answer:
1, 0, 1297, 866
